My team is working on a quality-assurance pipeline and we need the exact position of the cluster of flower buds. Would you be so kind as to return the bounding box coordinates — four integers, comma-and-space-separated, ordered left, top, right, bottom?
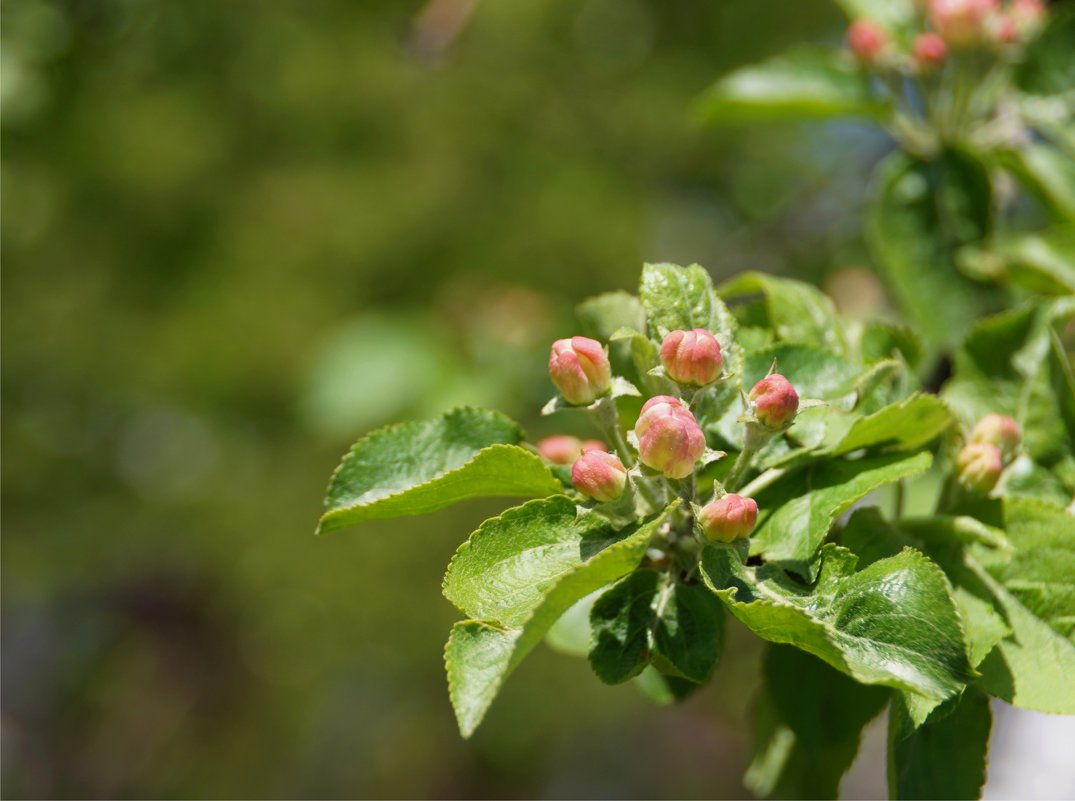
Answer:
846, 0, 1046, 75
955, 413, 1020, 494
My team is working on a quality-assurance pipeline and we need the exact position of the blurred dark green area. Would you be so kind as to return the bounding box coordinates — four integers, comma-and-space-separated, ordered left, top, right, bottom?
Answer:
2, 0, 894, 797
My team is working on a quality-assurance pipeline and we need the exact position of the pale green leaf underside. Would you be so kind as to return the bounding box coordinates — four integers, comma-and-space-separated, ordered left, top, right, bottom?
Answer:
701, 544, 974, 705
445, 503, 678, 737
751, 451, 933, 567
319, 408, 561, 533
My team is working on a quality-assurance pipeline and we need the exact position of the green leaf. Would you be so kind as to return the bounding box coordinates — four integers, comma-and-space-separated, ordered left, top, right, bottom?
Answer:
720, 271, 850, 356
588, 570, 659, 684
742, 345, 859, 401
745, 645, 888, 800
701, 544, 974, 706
576, 291, 646, 340
1001, 144, 1075, 222
639, 263, 738, 350
444, 502, 677, 737
867, 151, 995, 351
651, 580, 726, 683
695, 47, 885, 123
827, 393, 953, 456
632, 665, 703, 706
888, 689, 991, 801
833, 0, 915, 27
995, 225, 1075, 295
444, 496, 621, 628
545, 588, 603, 657
319, 408, 561, 533
860, 319, 923, 371
1015, 9, 1075, 97
750, 451, 933, 568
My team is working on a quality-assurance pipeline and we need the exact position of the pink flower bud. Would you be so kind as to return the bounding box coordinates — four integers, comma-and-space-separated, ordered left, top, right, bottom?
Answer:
635, 395, 687, 438
636, 401, 706, 479
847, 20, 889, 64
572, 450, 628, 502
660, 329, 724, 386
536, 436, 609, 465
970, 414, 1020, 459
929, 0, 998, 48
748, 374, 799, 429
990, 13, 1018, 44
956, 442, 1003, 494
548, 336, 612, 405
1010, 0, 1046, 35
581, 438, 607, 453
698, 494, 758, 543
913, 33, 949, 69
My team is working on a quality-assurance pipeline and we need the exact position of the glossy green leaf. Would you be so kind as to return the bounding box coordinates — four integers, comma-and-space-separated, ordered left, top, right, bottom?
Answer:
746, 645, 888, 800
867, 151, 994, 351
828, 393, 953, 455
651, 580, 726, 683
742, 345, 859, 401
444, 496, 622, 628
750, 451, 933, 567
640, 263, 738, 353
444, 503, 677, 737
695, 47, 885, 122
588, 570, 659, 684
701, 544, 974, 706
888, 689, 991, 801
721, 271, 849, 356
319, 408, 560, 533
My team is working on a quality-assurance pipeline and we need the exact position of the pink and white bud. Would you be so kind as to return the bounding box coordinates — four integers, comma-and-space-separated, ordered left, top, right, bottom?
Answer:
636, 401, 706, 479
580, 438, 607, 453
970, 414, 1020, 459
913, 33, 949, 69
660, 329, 724, 386
548, 336, 612, 405
748, 374, 800, 429
847, 20, 889, 64
537, 435, 582, 465
956, 442, 1003, 494
572, 450, 628, 502
635, 395, 687, 438
929, 0, 999, 48
990, 12, 1019, 44
698, 494, 758, 543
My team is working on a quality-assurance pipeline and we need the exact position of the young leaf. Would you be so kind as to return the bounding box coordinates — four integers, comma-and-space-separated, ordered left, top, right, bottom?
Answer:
695, 47, 885, 123
651, 580, 726, 683
444, 502, 677, 737
720, 271, 850, 356
444, 496, 623, 628
639, 263, 738, 353
867, 151, 995, 351
701, 544, 974, 706
319, 408, 561, 533
827, 393, 953, 455
750, 451, 933, 568
887, 689, 991, 801
588, 570, 659, 684
745, 645, 888, 800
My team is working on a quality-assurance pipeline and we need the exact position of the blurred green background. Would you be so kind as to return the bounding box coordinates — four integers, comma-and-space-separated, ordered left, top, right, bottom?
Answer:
1, 0, 895, 797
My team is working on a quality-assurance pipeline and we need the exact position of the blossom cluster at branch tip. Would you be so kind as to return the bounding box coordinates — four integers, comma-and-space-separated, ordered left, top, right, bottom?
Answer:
660, 329, 724, 386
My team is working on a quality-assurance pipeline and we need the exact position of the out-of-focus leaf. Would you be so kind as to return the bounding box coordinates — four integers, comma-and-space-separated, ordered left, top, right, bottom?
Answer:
695, 47, 885, 123
1001, 144, 1075, 222
632, 665, 702, 706
701, 544, 974, 708
319, 408, 561, 533
745, 645, 888, 800
867, 151, 994, 352
888, 689, 991, 800
995, 226, 1075, 295
1015, 10, 1075, 97
445, 503, 677, 737
832, 0, 916, 29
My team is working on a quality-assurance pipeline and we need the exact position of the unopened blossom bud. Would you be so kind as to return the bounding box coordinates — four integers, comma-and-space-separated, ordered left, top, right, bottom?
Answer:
913, 33, 949, 69
1010, 0, 1046, 35
847, 20, 889, 64
956, 442, 1003, 494
970, 414, 1020, 459
929, 0, 998, 48
990, 13, 1018, 44
636, 401, 706, 479
698, 494, 758, 543
548, 336, 612, 405
748, 374, 799, 429
660, 329, 724, 386
572, 450, 628, 502
635, 395, 687, 438
536, 435, 608, 465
